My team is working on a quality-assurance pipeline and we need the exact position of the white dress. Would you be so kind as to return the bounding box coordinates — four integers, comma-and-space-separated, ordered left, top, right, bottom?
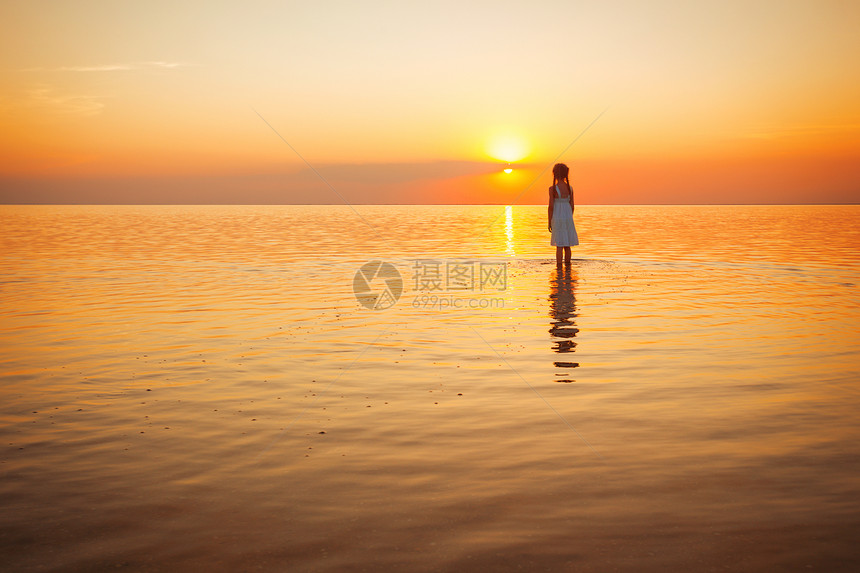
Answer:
551, 185, 579, 247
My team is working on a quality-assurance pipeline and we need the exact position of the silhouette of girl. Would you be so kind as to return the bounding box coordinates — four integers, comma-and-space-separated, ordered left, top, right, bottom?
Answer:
548, 163, 579, 265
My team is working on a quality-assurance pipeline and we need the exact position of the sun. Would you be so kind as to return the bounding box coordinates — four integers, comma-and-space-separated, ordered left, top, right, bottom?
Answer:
487, 134, 529, 163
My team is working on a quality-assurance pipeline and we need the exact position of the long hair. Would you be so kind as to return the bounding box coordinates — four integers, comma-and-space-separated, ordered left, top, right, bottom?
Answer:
552, 163, 571, 190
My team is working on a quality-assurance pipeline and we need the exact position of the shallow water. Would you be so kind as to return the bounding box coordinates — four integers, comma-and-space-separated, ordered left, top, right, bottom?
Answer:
1, 204, 859, 571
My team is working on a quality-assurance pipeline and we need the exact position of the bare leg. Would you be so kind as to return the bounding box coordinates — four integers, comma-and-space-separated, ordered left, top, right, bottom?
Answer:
564, 246, 571, 264
556, 247, 563, 266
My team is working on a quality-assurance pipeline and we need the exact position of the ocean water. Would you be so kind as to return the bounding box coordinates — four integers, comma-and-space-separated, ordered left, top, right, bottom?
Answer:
1, 204, 859, 572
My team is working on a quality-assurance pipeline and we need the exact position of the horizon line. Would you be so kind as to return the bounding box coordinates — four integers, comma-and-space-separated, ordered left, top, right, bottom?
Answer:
2, 202, 858, 207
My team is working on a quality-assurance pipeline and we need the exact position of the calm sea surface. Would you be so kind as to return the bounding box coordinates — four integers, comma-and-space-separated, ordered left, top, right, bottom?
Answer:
1, 205, 859, 572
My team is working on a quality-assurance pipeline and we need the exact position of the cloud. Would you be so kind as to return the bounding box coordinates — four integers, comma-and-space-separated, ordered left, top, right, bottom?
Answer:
142, 61, 185, 69
57, 64, 134, 72
11, 62, 188, 117
23, 61, 188, 72
313, 160, 502, 184
28, 86, 105, 116
741, 123, 860, 140
0, 159, 518, 204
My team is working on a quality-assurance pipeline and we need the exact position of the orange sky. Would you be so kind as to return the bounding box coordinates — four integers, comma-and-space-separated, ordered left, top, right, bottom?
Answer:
1, 0, 858, 204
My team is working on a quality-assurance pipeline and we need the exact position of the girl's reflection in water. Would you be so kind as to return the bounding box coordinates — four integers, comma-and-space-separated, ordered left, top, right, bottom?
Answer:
549, 264, 579, 382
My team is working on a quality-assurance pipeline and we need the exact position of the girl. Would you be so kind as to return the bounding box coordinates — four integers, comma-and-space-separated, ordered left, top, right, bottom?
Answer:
548, 163, 579, 265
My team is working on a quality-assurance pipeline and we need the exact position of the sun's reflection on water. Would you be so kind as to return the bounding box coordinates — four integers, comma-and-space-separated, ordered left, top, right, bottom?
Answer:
504, 205, 515, 256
